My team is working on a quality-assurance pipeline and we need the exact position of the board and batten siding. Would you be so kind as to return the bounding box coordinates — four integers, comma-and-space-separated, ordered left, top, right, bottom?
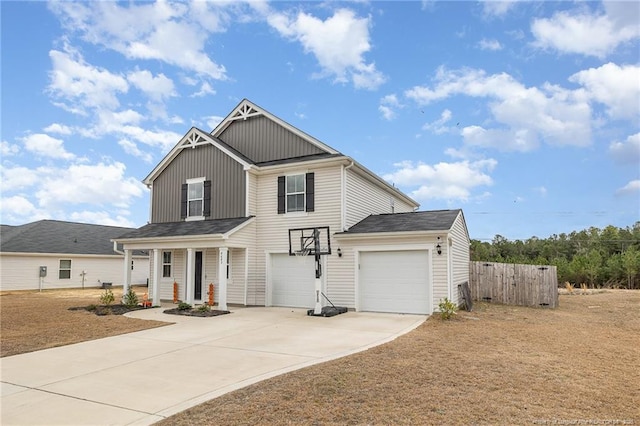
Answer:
345, 168, 415, 229
218, 115, 326, 163
0, 253, 148, 291
252, 164, 343, 306
151, 144, 245, 223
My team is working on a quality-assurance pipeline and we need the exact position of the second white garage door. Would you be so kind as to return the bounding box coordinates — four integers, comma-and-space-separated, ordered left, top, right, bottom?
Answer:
270, 253, 316, 308
359, 250, 431, 314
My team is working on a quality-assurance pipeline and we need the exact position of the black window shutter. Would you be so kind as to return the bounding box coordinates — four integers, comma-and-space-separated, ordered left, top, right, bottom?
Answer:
180, 183, 188, 219
305, 172, 315, 212
203, 180, 212, 217
277, 176, 285, 214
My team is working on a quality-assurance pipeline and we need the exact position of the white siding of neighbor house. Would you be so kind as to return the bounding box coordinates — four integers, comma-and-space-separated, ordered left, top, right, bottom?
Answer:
345, 169, 415, 229
253, 164, 343, 306
0, 253, 149, 291
450, 212, 470, 306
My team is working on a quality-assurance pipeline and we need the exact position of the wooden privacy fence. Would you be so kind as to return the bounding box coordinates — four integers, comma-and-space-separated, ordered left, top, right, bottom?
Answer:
469, 261, 558, 308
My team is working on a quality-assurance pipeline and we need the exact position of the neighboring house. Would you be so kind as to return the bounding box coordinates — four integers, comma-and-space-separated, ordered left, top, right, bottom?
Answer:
114, 99, 469, 314
0, 220, 149, 291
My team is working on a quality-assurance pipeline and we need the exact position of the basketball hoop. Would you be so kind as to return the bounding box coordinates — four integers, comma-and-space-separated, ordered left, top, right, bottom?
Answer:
294, 248, 312, 263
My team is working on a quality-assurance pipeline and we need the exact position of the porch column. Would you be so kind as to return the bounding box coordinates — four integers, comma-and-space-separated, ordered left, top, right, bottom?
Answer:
152, 249, 161, 306
186, 248, 194, 305
218, 247, 228, 311
122, 249, 132, 301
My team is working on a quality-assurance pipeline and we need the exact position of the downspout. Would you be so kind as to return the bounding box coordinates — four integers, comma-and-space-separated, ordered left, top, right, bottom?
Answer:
342, 161, 355, 231
147, 183, 153, 224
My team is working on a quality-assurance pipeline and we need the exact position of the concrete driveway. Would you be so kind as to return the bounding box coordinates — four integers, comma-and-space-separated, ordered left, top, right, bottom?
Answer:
1, 306, 426, 425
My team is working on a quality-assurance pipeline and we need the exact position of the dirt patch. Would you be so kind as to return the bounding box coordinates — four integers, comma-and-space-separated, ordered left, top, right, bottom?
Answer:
158, 290, 640, 425
163, 308, 230, 317
0, 286, 170, 358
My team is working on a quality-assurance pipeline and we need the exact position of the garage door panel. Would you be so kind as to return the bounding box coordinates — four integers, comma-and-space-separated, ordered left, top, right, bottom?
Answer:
359, 250, 430, 315
271, 254, 315, 308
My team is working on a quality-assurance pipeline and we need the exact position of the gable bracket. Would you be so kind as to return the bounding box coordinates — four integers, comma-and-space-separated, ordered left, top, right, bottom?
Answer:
229, 104, 262, 121
179, 130, 210, 149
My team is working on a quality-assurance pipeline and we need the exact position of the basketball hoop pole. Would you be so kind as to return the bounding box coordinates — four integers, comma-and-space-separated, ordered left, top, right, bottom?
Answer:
313, 229, 322, 315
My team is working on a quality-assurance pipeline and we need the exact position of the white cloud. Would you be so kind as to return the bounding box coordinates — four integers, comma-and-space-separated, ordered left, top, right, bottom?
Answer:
268, 8, 386, 90
0, 166, 40, 191
531, 4, 640, 58
609, 133, 640, 165
118, 139, 153, 163
1, 140, 20, 156
533, 186, 548, 196
35, 162, 146, 210
191, 81, 216, 98
482, 1, 518, 18
379, 94, 402, 120
569, 63, 640, 121
21, 133, 75, 160
49, 1, 228, 80
205, 115, 224, 131
478, 38, 503, 51
405, 67, 592, 151
0, 195, 42, 223
127, 69, 176, 101
48, 45, 129, 112
615, 180, 640, 196
69, 210, 136, 227
43, 123, 73, 135
383, 159, 497, 201
423, 109, 453, 134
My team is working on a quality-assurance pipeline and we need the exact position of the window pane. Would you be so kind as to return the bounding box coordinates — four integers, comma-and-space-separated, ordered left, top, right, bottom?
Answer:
163, 265, 171, 278
287, 194, 304, 212
189, 200, 203, 216
295, 174, 304, 192
163, 252, 171, 263
59, 270, 71, 279
286, 175, 296, 193
189, 182, 203, 199
60, 259, 71, 269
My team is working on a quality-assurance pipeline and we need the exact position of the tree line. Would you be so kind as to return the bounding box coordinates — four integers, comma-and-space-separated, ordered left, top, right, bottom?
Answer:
470, 222, 640, 289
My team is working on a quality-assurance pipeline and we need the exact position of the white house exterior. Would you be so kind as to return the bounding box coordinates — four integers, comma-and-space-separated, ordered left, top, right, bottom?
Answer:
114, 99, 470, 314
0, 221, 149, 291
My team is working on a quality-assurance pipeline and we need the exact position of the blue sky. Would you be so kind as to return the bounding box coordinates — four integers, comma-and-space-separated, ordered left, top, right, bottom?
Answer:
1, 1, 638, 241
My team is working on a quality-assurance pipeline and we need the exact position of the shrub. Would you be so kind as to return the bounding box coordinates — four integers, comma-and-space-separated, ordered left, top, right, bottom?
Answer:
99, 289, 115, 306
438, 297, 457, 320
177, 301, 192, 311
197, 304, 211, 312
123, 288, 139, 308
87, 304, 97, 311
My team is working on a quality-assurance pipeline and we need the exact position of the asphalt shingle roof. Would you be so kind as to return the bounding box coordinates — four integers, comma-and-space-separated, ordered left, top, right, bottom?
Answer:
0, 220, 144, 255
115, 216, 253, 240
340, 209, 462, 234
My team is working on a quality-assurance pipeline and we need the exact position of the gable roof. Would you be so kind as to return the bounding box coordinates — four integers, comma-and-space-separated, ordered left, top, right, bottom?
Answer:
338, 210, 463, 234
114, 217, 253, 240
0, 220, 144, 256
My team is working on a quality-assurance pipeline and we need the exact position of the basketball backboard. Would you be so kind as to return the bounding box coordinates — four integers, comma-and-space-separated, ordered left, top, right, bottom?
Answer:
288, 226, 332, 256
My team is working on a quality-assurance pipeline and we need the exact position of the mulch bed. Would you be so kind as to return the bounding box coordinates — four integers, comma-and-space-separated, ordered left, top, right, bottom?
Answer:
69, 304, 147, 316
163, 308, 231, 317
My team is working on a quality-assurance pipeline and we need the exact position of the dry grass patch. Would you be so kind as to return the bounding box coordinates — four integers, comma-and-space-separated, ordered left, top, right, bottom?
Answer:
0, 286, 170, 357
160, 290, 640, 425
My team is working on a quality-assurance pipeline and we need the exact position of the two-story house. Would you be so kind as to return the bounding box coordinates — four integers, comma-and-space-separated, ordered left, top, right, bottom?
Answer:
114, 99, 469, 315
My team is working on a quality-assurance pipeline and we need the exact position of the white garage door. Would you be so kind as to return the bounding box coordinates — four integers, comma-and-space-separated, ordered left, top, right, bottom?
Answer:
359, 250, 430, 314
271, 254, 316, 308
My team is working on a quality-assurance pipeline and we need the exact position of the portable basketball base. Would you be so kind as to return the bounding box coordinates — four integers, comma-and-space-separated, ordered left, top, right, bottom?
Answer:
288, 227, 347, 317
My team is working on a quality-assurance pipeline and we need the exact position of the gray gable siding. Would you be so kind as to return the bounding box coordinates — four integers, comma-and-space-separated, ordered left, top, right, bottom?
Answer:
151, 144, 245, 223
218, 115, 327, 163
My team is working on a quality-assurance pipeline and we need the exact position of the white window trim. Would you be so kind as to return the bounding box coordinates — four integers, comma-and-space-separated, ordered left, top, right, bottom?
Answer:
285, 173, 306, 214
59, 259, 72, 280
186, 177, 206, 221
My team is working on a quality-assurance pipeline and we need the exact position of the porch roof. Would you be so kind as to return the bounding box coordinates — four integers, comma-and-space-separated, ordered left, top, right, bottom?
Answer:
115, 217, 253, 240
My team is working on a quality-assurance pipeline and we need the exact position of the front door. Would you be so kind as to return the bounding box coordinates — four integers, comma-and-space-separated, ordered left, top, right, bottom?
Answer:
194, 251, 203, 300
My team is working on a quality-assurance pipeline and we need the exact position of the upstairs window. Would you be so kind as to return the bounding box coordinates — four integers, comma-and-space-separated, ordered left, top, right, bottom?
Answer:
277, 172, 314, 214
181, 177, 211, 220
59, 259, 71, 279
